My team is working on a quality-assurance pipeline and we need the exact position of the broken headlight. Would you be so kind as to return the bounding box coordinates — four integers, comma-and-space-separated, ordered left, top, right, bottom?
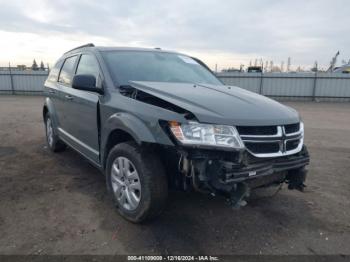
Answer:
169, 121, 244, 149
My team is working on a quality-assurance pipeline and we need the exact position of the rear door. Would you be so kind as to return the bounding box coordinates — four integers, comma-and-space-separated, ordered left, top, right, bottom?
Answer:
55, 55, 78, 131
57, 53, 101, 164
44, 59, 64, 127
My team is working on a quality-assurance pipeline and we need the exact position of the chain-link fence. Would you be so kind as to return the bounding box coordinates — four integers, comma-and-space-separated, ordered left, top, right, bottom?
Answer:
1, 70, 350, 101
0, 70, 48, 95
217, 72, 350, 101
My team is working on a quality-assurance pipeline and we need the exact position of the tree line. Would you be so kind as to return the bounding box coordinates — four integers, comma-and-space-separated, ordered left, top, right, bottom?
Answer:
31, 59, 48, 71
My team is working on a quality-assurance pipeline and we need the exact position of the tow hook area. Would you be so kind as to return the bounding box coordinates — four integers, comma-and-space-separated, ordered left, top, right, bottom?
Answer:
286, 167, 307, 191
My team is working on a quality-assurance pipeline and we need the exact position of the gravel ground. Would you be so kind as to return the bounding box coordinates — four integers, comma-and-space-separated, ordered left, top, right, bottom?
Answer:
0, 95, 349, 255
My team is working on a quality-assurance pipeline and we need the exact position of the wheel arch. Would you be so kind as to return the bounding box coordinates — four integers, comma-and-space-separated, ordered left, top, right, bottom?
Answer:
101, 112, 161, 170
43, 97, 59, 129
43, 105, 48, 120
102, 128, 136, 169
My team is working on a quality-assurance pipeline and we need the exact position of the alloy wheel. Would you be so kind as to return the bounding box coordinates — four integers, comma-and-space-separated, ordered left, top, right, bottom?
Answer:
111, 156, 141, 211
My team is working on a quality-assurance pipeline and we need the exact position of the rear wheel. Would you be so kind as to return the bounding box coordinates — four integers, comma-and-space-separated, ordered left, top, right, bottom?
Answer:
45, 114, 66, 152
106, 142, 168, 223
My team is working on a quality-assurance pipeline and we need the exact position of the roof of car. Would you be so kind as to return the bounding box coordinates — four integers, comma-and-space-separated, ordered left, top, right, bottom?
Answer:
95, 46, 176, 53
64, 44, 179, 56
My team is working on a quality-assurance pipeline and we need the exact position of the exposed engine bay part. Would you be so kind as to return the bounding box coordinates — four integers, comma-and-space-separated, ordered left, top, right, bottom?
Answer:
178, 154, 210, 194
119, 85, 196, 120
175, 147, 309, 207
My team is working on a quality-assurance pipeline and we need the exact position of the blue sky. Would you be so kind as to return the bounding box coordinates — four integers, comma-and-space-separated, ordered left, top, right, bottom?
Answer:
0, 0, 348, 70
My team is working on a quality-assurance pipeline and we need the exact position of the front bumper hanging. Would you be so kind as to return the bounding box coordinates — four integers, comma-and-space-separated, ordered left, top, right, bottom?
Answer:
221, 147, 310, 184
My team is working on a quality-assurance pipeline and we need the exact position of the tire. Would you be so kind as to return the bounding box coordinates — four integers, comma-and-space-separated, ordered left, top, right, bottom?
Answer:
44, 113, 66, 152
106, 141, 168, 223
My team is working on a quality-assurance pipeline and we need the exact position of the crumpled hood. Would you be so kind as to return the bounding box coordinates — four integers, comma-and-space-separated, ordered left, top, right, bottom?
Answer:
130, 81, 300, 126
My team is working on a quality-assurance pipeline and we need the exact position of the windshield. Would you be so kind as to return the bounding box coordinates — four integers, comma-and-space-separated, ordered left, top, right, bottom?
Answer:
101, 50, 221, 86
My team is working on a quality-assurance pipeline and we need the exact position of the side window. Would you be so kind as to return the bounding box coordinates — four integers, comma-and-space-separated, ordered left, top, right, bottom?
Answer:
58, 56, 77, 85
76, 54, 100, 80
47, 60, 63, 82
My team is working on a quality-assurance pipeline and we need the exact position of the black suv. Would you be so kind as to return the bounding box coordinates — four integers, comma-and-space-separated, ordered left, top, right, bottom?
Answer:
43, 44, 309, 222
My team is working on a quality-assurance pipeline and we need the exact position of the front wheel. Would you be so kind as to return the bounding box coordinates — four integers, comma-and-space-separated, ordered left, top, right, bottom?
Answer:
45, 114, 66, 152
106, 142, 168, 223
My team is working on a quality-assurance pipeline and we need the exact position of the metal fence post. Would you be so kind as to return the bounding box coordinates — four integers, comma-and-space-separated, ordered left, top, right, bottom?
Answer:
312, 71, 317, 101
8, 63, 15, 95
259, 72, 264, 94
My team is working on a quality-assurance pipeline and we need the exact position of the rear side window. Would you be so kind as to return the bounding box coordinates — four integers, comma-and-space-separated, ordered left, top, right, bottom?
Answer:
76, 54, 100, 80
58, 56, 77, 85
47, 60, 63, 82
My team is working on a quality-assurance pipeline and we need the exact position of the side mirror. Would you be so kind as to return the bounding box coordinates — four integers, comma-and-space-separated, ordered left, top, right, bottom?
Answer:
72, 74, 103, 94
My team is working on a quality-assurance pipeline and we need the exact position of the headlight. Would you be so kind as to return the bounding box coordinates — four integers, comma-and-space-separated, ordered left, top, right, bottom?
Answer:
169, 121, 244, 149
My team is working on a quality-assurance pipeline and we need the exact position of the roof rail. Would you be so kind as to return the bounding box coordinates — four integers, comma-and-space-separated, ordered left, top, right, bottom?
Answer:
64, 43, 95, 54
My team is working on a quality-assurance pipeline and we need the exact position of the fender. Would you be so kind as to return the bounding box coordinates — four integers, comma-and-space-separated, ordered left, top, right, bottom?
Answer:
100, 112, 174, 168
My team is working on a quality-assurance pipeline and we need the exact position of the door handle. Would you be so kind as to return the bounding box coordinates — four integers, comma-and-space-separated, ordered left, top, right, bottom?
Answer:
65, 95, 74, 100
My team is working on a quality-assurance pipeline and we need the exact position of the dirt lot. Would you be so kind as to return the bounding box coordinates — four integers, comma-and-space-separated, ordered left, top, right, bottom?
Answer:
0, 95, 349, 255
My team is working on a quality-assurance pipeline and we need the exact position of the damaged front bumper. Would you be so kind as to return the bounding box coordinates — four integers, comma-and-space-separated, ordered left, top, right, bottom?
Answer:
220, 147, 309, 184
173, 145, 310, 206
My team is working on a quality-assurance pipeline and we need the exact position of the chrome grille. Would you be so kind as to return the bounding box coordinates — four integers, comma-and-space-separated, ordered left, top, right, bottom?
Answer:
236, 126, 277, 136
245, 141, 280, 154
238, 123, 304, 158
284, 123, 300, 134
